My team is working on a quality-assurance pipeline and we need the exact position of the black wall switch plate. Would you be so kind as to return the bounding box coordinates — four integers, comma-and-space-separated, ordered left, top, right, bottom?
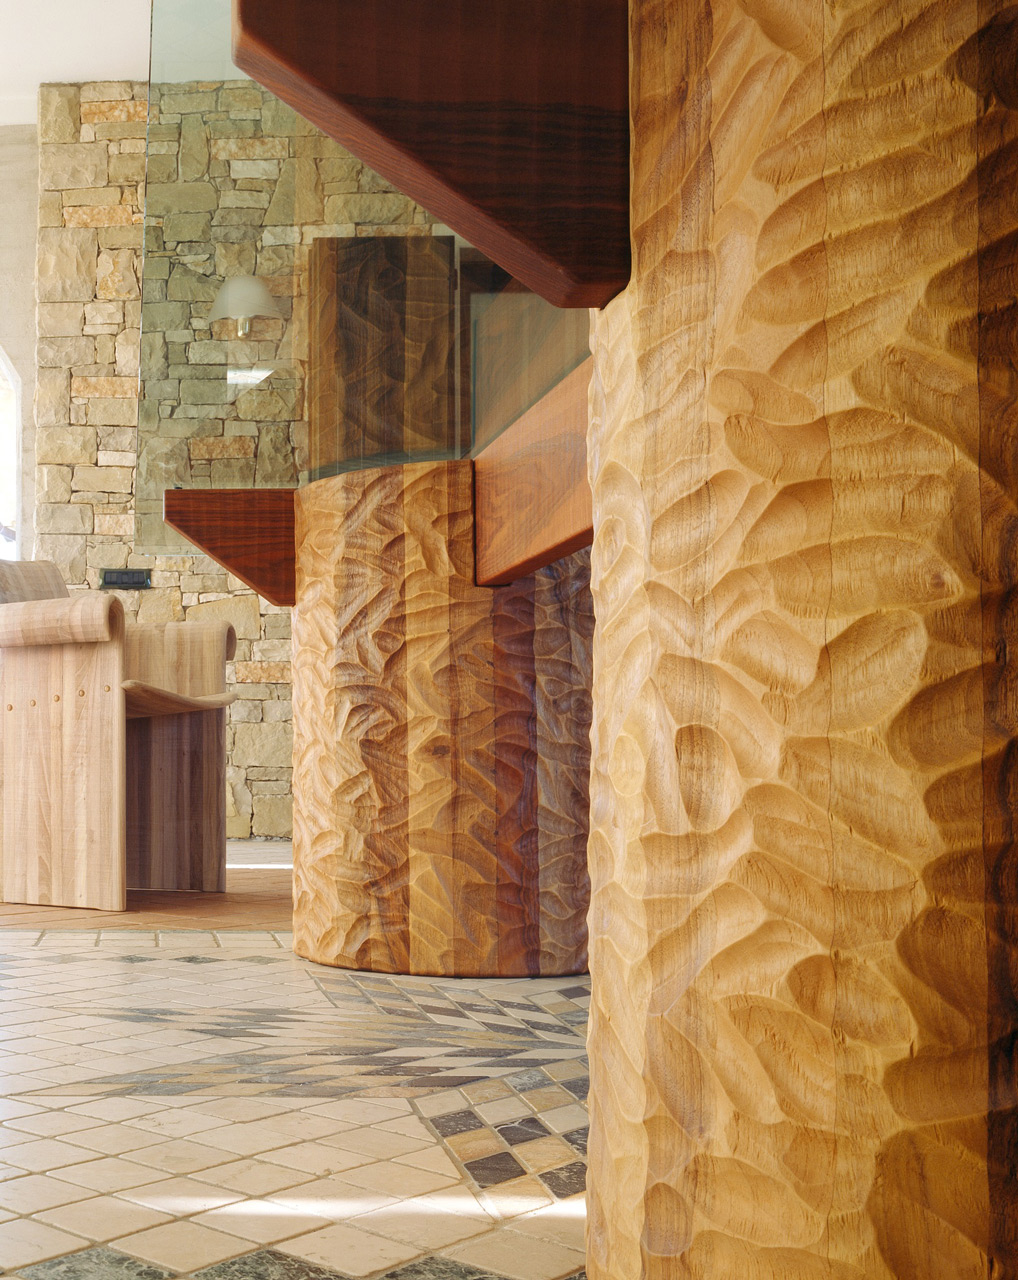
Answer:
100, 568, 151, 589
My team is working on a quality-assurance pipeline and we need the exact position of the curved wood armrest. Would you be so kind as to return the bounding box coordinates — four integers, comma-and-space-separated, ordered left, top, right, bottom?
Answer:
0, 593, 124, 648
122, 680, 236, 720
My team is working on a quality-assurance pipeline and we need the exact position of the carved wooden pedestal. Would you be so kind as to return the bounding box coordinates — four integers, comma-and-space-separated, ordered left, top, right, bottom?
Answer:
292, 461, 592, 976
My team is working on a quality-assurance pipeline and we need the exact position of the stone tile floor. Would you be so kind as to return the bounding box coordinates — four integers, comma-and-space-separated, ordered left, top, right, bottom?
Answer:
0, 933, 588, 1280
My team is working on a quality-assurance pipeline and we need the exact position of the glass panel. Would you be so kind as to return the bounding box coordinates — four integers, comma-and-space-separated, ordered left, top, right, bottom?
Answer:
138, 0, 590, 551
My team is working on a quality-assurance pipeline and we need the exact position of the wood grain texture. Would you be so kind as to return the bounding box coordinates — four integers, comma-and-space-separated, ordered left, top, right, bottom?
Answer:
292, 462, 592, 976
474, 358, 593, 585
0, 565, 235, 907
307, 236, 457, 479
586, 1, 1018, 1276
0, 561, 69, 604
163, 488, 296, 607
233, 0, 629, 307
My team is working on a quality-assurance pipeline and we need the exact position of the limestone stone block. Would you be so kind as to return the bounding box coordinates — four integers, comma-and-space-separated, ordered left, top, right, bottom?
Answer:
39, 85, 80, 144
167, 266, 218, 302
324, 193, 413, 225
235, 661, 291, 683
35, 535, 86, 585
255, 245, 293, 277
230, 160, 280, 180
94, 513, 134, 536
37, 465, 72, 504
233, 720, 293, 769
142, 301, 191, 330
219, 86, 263, 112
189, 436, 256, 460
71, 375, 137, 399
116, 329, 140, 376
158, 91, 219, 114
35, 503, 93, 535
213, 240, 257, 278
63, 205, 139, 229
254, 424, 296, 488
187, 341, 227, 365
97, 450, 136, 467
108, 152, 146, 184
186, 592, 261, 639
34, 369, 70, 427
38, 303, 85, 337
80, 82, 134, 102
180, 379, 226, 405
94, 334, 116, 365
163, 212, 211, 244
36, 426, 96, 465
146, 153, 178, 185
37, 336, 95, 368
178, 114, 210, 181
99, 227, 144, 250
62, 187, 121, 208
234, 387, 293, 421
37, 228, 97, 302
40, 143, 108, 191
261, 97, 302, 137
80, 100, 147, 125
252, 794, 293, 838
263, 700, 293, 723
85, 398, 138, 427
72, 465, 133, 493
136, 588, 184, 625
136, 437, 189, 492
96, 249, 141, 299
146, 182, 219, 215
211, 137, 289, 161
99, 427, 136, 452
210, 458, 255, 486
85, 301, 124, 326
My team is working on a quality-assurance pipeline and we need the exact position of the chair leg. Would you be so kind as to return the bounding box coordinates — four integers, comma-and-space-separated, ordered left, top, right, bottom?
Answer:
126, 709, 227, 892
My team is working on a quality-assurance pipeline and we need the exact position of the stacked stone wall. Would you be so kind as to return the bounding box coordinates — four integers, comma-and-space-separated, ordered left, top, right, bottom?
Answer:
34, 79, 428, 838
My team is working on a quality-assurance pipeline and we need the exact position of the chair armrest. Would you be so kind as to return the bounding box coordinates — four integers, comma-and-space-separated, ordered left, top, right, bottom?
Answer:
124, 620, 237, 696
122, 680, 236, 719
0, 594, 124, 648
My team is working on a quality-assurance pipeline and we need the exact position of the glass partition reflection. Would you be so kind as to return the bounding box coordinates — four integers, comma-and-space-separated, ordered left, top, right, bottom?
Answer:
138, 0, 590, 551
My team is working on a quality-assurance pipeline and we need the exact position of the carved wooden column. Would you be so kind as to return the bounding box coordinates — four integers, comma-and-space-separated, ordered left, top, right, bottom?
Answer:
587, 0, 1017, 1275
292, 460, 592, 976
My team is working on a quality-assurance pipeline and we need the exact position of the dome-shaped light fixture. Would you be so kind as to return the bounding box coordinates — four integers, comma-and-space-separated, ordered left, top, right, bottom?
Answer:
208, 274, 282, 336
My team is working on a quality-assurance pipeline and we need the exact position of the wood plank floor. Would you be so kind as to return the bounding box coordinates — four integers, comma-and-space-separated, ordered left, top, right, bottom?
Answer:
0, 868, 293, 931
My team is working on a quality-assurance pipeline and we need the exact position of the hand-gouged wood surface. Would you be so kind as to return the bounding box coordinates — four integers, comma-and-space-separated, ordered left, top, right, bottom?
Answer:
292, 462, 592, 976
587, 1, 1017, 1276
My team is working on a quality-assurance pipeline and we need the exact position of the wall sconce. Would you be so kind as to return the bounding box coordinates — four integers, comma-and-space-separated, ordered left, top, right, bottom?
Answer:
207, 274, 282, 336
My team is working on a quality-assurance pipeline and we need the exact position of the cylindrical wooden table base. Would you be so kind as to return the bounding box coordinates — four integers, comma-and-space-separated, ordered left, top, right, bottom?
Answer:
292, 461, 593, 976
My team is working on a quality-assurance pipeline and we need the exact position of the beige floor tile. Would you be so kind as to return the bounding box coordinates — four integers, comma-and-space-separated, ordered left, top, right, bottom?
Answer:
394, 1147, 462, 1178
306, 1100, 410, 1125
340, 1161, 458, 1198
449, 1227, 585, 1280
5, 1112, 99, 1139
261, 1142, 370, 1178
37, 1193, 174, 1241
201, 1123, 300, 1158
352, 1196, 493, 1250
193, 1202, 331, 1245
118, 1175, 245, 1215
477, 1175, 556, 1220
0, 1102, 42, 1122
0, 1174, 94, 1214
513, 1136, 578, 1174
326, 1128, 430, 1161
191, 1160, 315, 1198
539, 1104, 589, 1134
267, 1177, 401, 1219
444, 1131, 503, 1163
63, 1125, 161, 1157
67, 1099, 164, 1123
189, 1099, 292, 1124
511, 1200, 587, 1252
125, 1111, 231, 1141
0, 1217, 89, 1270
413, 1092, 467, 1119
128, 1139, 232, 1175
520, 1085, 575, 1112
474, 1097, 532, 1125
279, 1221, 422, 1277
0, 1130, 38, 1152
48, 1156, 169, 1194
0, 1163, 32, 1183
113, 1221, 251, 1271
461, 1079, 514, 1105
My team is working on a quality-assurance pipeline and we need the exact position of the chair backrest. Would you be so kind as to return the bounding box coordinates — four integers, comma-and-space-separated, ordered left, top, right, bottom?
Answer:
0, 561, 69, 605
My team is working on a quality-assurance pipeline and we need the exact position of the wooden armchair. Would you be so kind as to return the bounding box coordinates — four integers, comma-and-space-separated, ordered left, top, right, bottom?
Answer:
0, 562, 236, 910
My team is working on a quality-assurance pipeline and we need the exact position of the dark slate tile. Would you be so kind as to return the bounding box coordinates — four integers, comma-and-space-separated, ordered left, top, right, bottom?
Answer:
562, 1076, 589, 1101
540, 1160, 588, 1199
465, 1150, 526, 1187
381, 1260, 494, 1280
176, 955, 219, 964
500, 1068, 548, 1091
194, 1248, 353, 1280
21, 1247, 173, 1280
563, 1125, 589, 1156
430, 1108, 485, 1137
496, 1115, 550, 1145
560, 985, 590, 998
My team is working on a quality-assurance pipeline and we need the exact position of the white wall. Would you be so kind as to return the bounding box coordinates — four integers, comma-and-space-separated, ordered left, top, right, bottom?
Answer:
0, 125, 38, 555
